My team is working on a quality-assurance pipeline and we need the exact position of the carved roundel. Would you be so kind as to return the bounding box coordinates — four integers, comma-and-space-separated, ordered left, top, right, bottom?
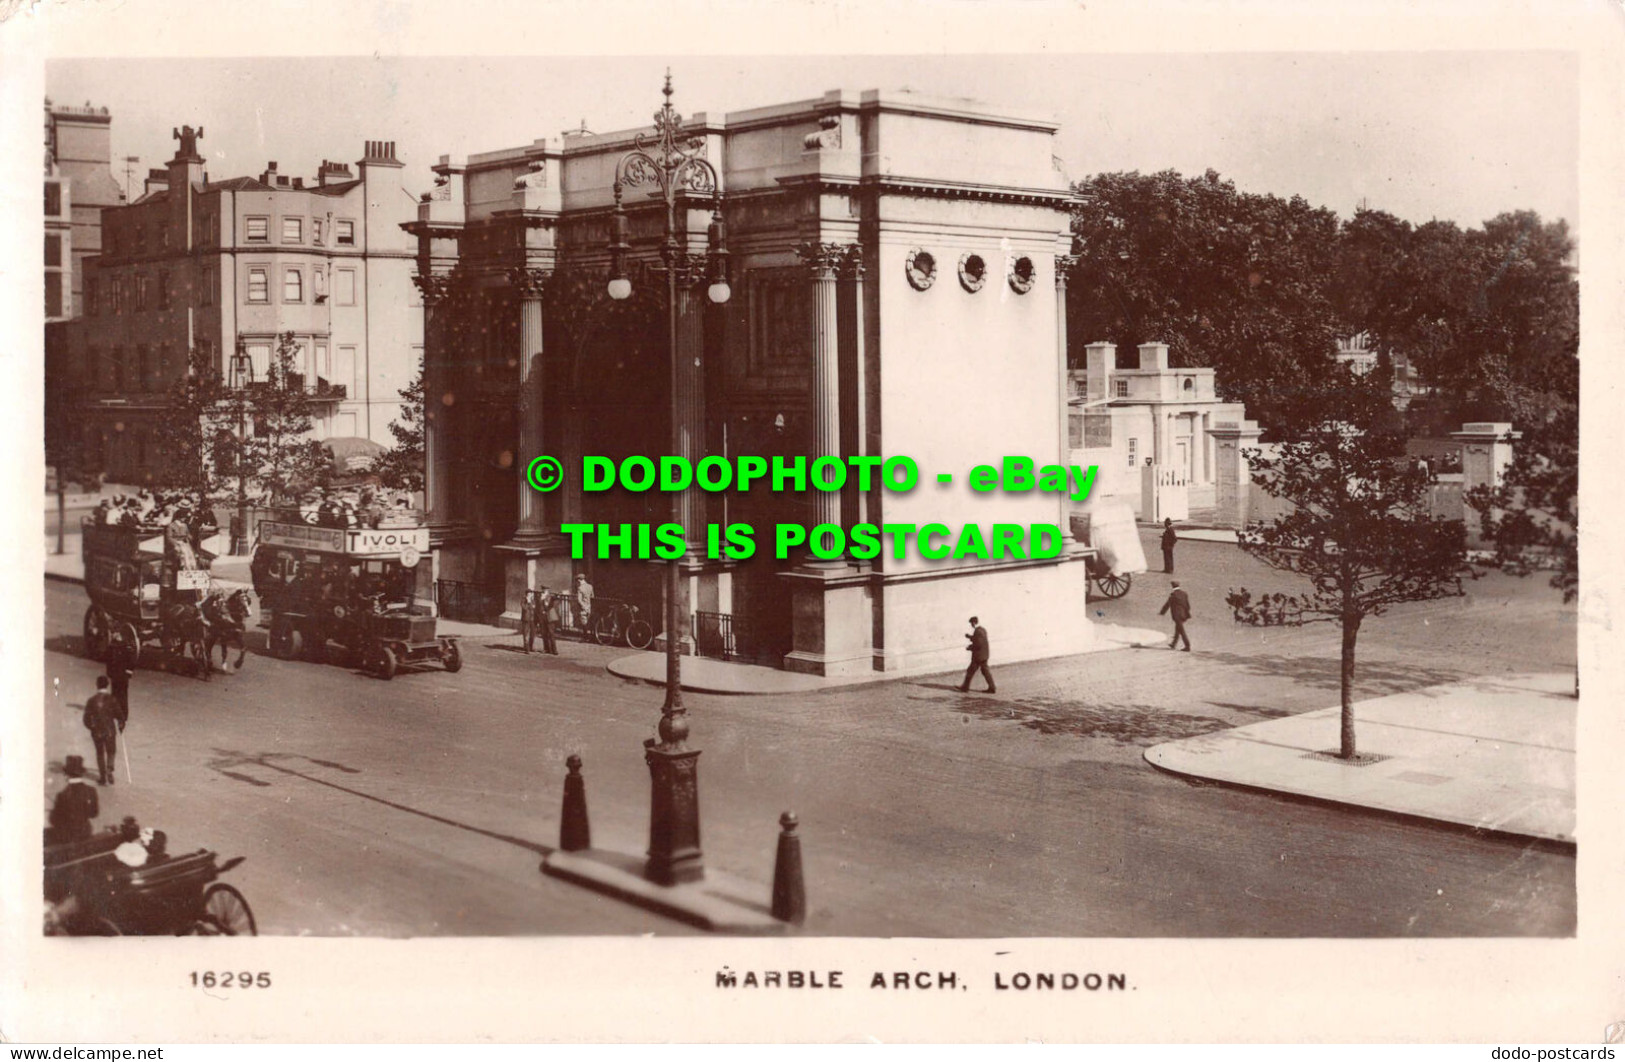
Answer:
905, 248, 937, 291
958, 252, 988, 293
1007, 255, 1037, 294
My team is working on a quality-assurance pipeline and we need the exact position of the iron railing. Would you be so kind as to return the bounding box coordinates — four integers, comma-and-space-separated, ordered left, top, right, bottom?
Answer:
693, 610, 736, 661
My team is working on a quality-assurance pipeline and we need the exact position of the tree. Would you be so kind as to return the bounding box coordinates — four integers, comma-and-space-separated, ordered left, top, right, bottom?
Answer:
150, 342, 227, 502
1068, 169, 1343, 430
1232, 372, 1469, 759
241, 332, 330, 504
376, 363, 425, 493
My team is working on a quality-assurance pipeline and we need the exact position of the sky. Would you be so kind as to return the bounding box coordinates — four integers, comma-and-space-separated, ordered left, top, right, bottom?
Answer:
46, 51, 1578, 234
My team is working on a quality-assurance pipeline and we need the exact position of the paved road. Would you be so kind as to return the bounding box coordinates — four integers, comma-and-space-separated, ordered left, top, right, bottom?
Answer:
40, 535, 1576, 937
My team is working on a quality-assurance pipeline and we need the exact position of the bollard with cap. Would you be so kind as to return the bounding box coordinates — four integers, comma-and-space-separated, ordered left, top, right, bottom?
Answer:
771, 811, 806, 925
560, 754, 591, 852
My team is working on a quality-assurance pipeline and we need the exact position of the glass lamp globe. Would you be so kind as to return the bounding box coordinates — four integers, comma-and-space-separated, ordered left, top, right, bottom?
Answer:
607, 276, 632, 301
707, 279, 731, 305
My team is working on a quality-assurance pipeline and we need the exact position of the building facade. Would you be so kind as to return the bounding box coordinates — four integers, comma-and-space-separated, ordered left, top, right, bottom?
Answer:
44, 99, 125, 322
1067, 341, 1249, 521
410, 86, 1098, 675
59, 130, 423, 482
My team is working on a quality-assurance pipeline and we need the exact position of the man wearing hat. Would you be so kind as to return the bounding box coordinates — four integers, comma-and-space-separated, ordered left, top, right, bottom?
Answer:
83, 675, 127, 785
959, 616, 996, 694
1160, 580, 1193, 651
47, 756, 99, 844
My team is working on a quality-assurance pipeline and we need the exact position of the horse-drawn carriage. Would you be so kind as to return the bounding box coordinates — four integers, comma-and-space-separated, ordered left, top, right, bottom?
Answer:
1069, 498, 1148, 600
251, 513, 460, 680
80, 519, 252, 677
44, 827, 256, 936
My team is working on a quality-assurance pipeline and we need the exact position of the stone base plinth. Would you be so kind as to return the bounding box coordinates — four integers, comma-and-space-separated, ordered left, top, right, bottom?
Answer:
871, 556, 1096, 674
778, 561, 874, 678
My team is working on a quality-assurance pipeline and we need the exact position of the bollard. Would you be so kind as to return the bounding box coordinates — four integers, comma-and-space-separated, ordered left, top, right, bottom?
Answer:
560, 754, 591, 852
771, 811, 806, 925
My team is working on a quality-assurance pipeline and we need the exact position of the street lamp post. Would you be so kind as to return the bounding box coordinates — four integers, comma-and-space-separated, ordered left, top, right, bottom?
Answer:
605, 73, 731, 886
230, 340, 254, 556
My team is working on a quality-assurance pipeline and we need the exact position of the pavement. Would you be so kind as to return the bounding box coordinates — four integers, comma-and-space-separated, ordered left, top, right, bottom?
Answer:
1145, 672, 1577, 843
605, 622, 1167, 694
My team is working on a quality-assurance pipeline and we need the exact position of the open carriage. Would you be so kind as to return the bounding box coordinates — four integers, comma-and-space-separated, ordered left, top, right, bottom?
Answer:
1069, 498, 1149, 600
80, 518, 250, 677
251, 512, 460, 680
44, 828, 256, 936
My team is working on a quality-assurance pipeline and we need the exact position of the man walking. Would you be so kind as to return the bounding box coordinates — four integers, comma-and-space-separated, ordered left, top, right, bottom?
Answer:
106, 634, 134, 720
1161, 517, 1178, 574
47, 755, 99, 844
83, 676, 127, 785
1160, 580, 1192, 651
573, 574, 594, 637
959, 616, 996, 694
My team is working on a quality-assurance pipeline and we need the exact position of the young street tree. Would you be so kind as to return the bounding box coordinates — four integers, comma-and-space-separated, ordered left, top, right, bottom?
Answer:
376, 365, 425, 494
150, 342, 228, 502
1467, 401, 1578, 604
1235, 374, 1468, 760
242, 332, 331, 504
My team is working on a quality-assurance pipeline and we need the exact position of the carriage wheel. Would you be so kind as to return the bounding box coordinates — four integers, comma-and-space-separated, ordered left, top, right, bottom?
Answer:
442, 640, 463, 673
96, 916, 123, 936
200, 883, 257, 936
370, 644, 397, 681
593, 611, 623, 646
83, 607, 111, 661
627, 619, 654, 650
118, 621, 143, 666
1095, 572, 1132, 599
189, 638, 211, 681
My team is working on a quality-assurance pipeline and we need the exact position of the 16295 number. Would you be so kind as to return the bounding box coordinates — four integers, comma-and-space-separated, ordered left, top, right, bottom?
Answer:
190, 971, 271, 988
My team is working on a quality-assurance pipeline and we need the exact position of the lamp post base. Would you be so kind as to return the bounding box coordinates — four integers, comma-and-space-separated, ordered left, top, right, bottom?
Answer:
644, 740, 704, 885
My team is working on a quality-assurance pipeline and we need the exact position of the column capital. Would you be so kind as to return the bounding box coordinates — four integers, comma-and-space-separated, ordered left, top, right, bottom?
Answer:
413, 273, 460, 306
507, 265, 554, 298
796, 240, 857, 279
1054, 254, 1080, 288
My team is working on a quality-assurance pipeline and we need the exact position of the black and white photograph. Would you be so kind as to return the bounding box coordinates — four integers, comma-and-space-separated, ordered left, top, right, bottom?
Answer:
3, 0, 1621, 1046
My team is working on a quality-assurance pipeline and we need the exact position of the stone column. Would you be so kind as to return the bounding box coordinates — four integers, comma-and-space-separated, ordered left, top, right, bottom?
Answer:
1054, 254, 1078, 531
1451, 421, 1521, 547
414, 274, 456, 536
844, 246, 869, 528
511, 268, 551, 544
800, 242, 846, 532
1207, 419, 1263, 530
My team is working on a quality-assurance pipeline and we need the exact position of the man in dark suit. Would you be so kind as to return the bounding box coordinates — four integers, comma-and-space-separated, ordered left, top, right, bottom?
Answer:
47, 755, 99, 844
959, 616, 996, 693
106, 635, 134, 720
83, 676, 127, 785
1160, 580, 1192, 651
1161, 517, 1178, 574
537, 589, 559, 656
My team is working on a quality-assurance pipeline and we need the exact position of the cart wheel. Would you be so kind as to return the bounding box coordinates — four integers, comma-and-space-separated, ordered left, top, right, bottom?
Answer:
1096, 572, 1132, 599
371, 644, 397, 681
593, 611, 622, 646
118, 621, 142, 666
83, 607, 111, 661
442, 640, 463, 673
288, 628, 305, 661
96, 916, 123, 936
627, 619, 654, 650
200, 883, 257, 936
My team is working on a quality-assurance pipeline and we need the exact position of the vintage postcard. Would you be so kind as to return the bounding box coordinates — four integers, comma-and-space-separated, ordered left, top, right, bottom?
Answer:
1, 0, 1620, 1045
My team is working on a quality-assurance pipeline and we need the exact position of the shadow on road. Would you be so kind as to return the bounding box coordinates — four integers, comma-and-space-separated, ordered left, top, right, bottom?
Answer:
1192, 650, 1464, 694
203, 748, 555, 856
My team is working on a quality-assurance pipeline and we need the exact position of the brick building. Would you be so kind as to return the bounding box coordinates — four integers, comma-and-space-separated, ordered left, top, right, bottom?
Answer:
55, 128, 423, 483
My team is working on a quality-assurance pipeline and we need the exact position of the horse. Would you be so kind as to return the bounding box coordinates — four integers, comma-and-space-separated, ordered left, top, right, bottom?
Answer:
160, 600, 211, 680
203, 590, 252, 673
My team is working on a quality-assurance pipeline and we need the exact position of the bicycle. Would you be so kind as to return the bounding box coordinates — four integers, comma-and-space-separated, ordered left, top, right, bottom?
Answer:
593, 601, 654, 650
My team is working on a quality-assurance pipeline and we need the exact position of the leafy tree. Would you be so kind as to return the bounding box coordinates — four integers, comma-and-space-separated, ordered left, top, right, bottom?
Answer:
1467, 400, 1577, 603
241, 332, 330, 504
1068, 169, 1343, 430
150, 342, 227, 501
1233, 372, 1469, 759
377, 363, 425, 493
